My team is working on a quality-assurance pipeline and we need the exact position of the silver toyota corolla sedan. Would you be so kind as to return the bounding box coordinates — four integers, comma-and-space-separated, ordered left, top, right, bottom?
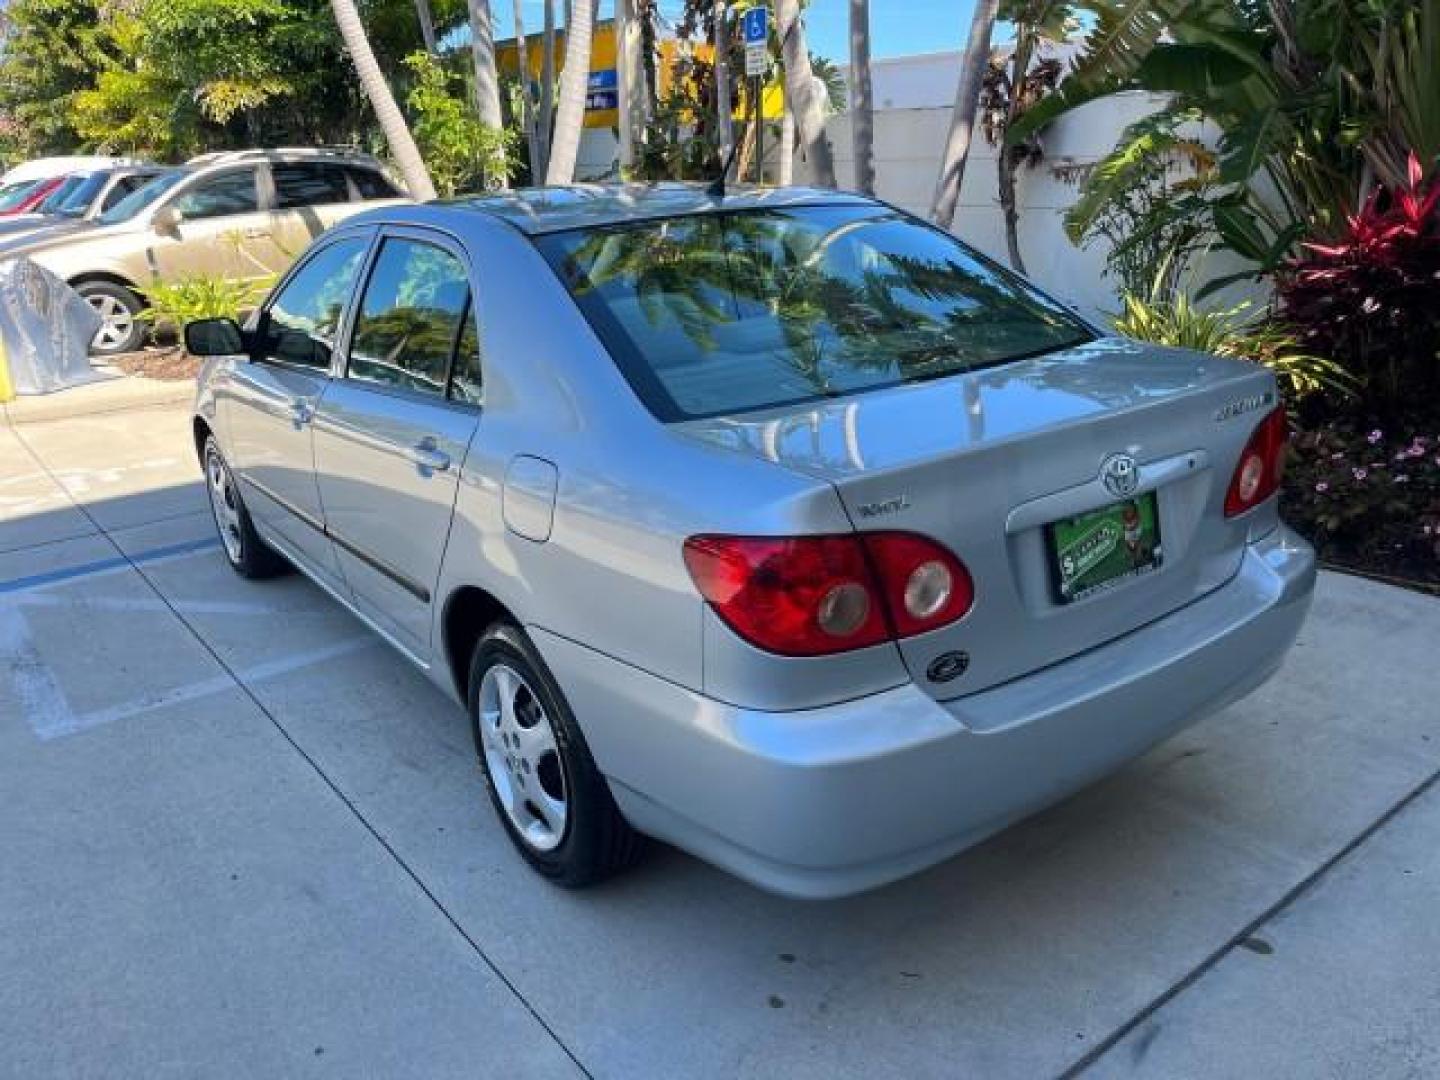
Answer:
188, 185, 1315, 898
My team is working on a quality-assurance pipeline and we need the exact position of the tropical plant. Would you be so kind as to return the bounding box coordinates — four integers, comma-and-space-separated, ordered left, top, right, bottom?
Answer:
404, 52, 513, 194
980, 2, 1072, 272
329, 0, 436, 198
1012, 0, 1440, 293
1113, 259, 1353, 400
545, 0, 594, 183
931, 0, 999, 229
1064, 107, 1218, 297
1275, 153, 1440, 410
143, 275, 276, 332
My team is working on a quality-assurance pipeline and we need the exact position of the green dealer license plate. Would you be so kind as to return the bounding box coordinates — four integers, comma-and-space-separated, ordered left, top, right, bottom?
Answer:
1049, 492, 1163, 603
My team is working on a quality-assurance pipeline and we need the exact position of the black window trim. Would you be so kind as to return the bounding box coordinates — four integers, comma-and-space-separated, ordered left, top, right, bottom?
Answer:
337, 225, 481, 413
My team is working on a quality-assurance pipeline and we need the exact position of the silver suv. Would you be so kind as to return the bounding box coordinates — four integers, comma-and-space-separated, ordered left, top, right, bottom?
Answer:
6, 149, 405, 354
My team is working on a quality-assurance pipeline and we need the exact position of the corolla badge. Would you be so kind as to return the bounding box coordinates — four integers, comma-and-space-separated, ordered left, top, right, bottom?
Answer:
1100, 452, 1140, 498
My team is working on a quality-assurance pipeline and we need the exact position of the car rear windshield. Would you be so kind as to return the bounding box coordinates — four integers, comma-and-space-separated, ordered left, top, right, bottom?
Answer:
535, 204, 1094, 421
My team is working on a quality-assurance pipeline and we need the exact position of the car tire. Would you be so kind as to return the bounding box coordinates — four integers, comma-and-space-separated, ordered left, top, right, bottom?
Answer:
469, 623, 644, 887
76, 280, 146, 356
203, 436, 289, 580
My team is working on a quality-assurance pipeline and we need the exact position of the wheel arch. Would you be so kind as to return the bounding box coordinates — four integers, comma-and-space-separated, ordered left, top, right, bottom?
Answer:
192, 416, 214, 466
442, 585, 519, 703
68, 271, 147, 304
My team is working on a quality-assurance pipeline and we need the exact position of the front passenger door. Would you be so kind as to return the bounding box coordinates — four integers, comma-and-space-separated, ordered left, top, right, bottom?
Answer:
150, 167, 289, 280
226, 234, 370, 584
311, 232, 482, 657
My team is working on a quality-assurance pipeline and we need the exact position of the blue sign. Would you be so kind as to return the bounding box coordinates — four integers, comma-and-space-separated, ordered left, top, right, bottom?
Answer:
742, 6, 768, 45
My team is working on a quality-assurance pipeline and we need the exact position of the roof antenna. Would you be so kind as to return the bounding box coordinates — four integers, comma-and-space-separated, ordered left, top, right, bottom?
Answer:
707, 137, 742, 198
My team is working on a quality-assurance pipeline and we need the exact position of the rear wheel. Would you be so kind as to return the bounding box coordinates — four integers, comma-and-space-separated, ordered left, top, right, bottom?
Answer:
76, 280, 146, 355
469, 623, 643, 887
203, 436, 288, 579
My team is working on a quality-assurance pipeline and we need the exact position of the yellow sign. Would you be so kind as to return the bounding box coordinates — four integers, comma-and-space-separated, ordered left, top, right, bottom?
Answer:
0, 339, 12, 403
497, 20, 783, 130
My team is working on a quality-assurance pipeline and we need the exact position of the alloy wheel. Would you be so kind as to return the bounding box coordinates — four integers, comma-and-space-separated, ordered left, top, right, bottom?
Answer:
478, 663, 569, 852
205, 447, 243, 565
87, 293, 136, 352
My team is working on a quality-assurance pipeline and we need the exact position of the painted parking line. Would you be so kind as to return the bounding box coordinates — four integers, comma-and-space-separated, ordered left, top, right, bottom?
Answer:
0, 536, 220, 596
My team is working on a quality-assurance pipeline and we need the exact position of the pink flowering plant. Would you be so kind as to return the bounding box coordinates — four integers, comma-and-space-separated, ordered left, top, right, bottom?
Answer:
1284, 423, 1440, 585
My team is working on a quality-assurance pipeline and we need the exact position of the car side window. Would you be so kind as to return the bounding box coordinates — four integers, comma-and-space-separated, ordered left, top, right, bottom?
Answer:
101, 175, 150, 210
259, 236, 369, 369
349, 167, 399, 201
273, 163, 351, 209
449, 299, 482, 406
172, 169, 259, 220
347, 238, 470, 398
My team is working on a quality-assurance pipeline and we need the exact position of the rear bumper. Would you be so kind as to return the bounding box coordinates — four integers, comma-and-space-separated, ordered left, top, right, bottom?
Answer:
534, 526, 1316, 898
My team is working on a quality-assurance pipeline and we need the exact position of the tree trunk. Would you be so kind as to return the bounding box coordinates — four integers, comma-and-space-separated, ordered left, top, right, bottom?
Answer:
998, 32, 1034, 273
617, 0, 643, 172
930, 0, 997, 229
467, 0, 503, 129
714, 0, 734, 163
779, 101, 794, 184
775, 0, 836, 187
848, 0, 875, 194
414, 0, 437, 53
512, 0, 540, 182
540, 0, 557, 179
329, 0, 436, 200
546, 0, 595, 183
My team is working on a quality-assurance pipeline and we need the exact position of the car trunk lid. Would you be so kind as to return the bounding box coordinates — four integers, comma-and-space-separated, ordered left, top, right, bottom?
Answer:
674, 337, 1280, 699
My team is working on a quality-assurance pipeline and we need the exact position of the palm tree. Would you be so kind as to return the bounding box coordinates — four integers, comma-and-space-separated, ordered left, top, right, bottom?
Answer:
546, 0, 595, 183
414, 0, 438, 52
776, 0, 836, 187
468, 0, 505, 138
849, 0, 875, 194
931, 0, 998, 229
329, 0, 437, 200
512, 0, 541, 179
540, 0, 557, 178
714, 0, 734, 163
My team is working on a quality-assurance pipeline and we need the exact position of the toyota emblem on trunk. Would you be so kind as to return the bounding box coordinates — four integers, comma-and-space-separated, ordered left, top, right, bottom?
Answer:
1100, 453, 1140, 498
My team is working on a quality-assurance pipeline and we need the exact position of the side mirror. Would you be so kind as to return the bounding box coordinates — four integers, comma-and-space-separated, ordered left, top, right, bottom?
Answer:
184, 317, 246, 357
152, 204, 181, 234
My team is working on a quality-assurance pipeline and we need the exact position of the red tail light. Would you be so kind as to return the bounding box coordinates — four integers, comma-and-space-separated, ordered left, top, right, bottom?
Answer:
682, 532, 973, 657
1224, 405, 1288, 518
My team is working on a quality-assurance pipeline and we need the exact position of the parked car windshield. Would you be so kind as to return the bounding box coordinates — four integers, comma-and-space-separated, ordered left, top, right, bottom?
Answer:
97, 169, 186, 225
0, 179, 44, 212
536, 204, 1095, 421
43, 173, 106, 216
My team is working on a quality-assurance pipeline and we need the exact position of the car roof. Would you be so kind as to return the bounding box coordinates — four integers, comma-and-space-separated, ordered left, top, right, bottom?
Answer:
432, 182, 879, 236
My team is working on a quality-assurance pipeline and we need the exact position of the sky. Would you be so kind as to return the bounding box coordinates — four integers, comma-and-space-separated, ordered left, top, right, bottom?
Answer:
509, 2, 979, 63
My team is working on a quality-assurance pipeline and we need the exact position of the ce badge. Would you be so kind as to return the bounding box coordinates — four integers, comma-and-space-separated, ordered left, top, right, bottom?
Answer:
1100, 452, 1140, 498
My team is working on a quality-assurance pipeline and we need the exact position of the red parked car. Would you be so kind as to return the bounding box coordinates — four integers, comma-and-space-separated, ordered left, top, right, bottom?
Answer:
0, 175, 67, 216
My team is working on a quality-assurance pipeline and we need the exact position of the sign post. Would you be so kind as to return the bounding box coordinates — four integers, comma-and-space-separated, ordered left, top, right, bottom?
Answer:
742, 6, 768, 185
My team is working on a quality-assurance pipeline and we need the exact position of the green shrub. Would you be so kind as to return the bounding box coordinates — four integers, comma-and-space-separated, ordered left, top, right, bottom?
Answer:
141, 275, 275, 332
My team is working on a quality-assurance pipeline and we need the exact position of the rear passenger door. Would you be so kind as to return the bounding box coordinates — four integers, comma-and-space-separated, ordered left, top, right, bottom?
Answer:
310, 229, 482, 657
151, 167, 290, 279
266, 162, 356, 259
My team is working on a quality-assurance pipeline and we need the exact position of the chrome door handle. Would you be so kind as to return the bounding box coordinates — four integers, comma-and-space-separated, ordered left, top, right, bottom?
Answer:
408, 441, 451, 473
243, 228, 271, 239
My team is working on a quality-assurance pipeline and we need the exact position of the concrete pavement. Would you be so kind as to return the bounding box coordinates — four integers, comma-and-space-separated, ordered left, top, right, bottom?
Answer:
2, 400, 1439, 1078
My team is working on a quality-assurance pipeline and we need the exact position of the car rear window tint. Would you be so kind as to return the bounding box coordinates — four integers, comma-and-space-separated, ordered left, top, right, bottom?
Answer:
348, 238, 471, 398
536, 205, 1094, 421
349, 167, 399, 200
273, 163, 351, 208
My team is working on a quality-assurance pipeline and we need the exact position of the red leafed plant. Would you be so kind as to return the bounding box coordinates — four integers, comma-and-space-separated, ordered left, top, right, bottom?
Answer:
1276, 153, 1440, 415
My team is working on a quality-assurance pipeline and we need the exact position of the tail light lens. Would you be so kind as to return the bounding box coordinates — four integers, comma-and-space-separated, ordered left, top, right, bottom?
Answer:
1224, 405, 1288, 518
682, 532, 973, 657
